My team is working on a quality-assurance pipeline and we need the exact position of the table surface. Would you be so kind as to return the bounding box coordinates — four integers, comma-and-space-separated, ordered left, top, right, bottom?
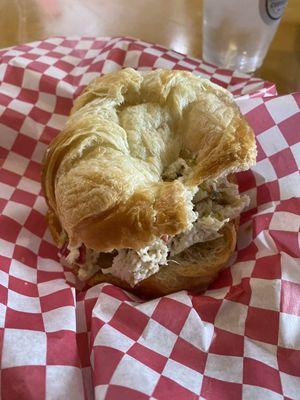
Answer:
1, 0, 299, 94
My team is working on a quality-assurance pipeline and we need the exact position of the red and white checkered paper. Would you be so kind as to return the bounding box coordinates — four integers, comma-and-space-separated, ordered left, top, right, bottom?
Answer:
0, 36, 299, 400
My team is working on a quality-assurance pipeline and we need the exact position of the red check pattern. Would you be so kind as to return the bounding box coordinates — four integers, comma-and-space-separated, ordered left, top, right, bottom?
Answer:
0, 36, 299, 400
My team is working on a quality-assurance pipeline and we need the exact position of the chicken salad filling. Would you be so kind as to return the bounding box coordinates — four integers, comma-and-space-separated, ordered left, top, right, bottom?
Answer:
59, 174, 249, 286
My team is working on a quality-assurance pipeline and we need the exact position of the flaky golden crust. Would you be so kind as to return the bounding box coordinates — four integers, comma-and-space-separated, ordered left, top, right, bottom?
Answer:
42, 68, 256, 251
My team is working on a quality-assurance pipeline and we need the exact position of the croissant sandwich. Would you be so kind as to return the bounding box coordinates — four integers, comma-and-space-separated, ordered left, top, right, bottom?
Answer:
42, 68, 256, 297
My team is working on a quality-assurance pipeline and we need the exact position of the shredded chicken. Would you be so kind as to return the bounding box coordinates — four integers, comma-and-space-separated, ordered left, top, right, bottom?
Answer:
61, 175, 249, 287
102, 239, 169, 286
63, 246, 101, 281
171, 194, 249, 256
170, 216, 225, 256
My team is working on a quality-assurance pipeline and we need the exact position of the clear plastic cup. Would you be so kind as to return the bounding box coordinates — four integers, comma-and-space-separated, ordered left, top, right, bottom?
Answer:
202, 0, 288, 73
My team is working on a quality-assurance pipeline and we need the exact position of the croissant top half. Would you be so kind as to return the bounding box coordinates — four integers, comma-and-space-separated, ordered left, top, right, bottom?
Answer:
42, 68, 256, 252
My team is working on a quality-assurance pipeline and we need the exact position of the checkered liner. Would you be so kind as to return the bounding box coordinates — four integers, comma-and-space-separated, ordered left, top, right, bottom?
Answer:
0, 36, 299, 400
